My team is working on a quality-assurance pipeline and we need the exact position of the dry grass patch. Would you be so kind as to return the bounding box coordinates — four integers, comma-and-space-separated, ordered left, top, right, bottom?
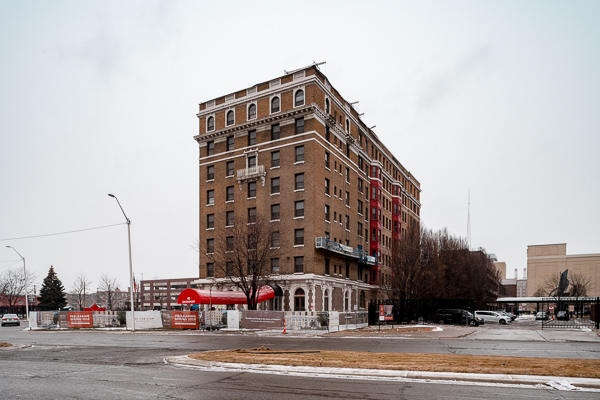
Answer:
0, 342, 13, 348
189, 349, 600, 378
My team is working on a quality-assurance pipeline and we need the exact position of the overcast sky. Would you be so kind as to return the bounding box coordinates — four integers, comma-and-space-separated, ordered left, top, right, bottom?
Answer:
1, 1, 598, 295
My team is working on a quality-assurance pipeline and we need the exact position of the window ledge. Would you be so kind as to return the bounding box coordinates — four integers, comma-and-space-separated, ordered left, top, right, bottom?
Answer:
270, 219, 280, 223
294, 161, 305, 165
270, 166, 280, 170
247, 197, 257, 200
293, 216, 305, 220
294, 189, 305, 192
293, 245, 305, 248
270, 192, 280, 196
226, 225, 234, 228
206, 179, 215, 183
206, 203, 214, 207
325, 220, 330, 224
226, 200, 234, 204
325, 167, 331, 171
270, 246, 281, 250
206, 228, 215, 231
325, 193, 331, 197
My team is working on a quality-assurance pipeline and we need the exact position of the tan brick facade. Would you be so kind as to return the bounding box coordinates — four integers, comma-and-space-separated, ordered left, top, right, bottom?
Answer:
527, 244, 600, 297
194, 65, 421, 312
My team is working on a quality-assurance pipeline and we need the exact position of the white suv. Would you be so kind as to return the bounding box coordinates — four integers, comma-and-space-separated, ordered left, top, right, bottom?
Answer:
475, 310, 511, 325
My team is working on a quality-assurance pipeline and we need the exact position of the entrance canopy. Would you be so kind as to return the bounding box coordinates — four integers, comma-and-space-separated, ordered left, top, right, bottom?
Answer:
177, 285, 278, 305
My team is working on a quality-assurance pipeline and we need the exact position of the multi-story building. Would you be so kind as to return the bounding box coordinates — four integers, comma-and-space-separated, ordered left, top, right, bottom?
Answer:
140, 278, 199, 310
193, 64, 421, 312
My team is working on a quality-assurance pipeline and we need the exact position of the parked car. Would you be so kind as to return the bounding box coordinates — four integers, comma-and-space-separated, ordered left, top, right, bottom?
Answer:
498, 311, 516, 321
535, 311, 549, 320
556, 310, 569, 321
1, 314, 20, 327
434, 309, 481, 326
474, 310, 511, 324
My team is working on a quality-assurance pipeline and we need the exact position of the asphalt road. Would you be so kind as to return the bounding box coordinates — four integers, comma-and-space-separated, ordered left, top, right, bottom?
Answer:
1, 324, 599, 399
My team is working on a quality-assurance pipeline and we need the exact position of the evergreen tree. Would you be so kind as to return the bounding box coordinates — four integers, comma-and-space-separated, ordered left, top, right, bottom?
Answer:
38, 265, 67, 310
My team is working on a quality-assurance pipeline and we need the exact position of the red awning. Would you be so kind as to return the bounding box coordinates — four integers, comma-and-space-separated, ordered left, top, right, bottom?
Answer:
177, 286, 275, 305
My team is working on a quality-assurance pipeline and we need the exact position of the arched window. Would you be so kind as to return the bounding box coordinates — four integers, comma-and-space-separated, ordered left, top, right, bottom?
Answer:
226, 110, 234, 126
271, 97, 280, 113
294, 288, 305, 311
325, 98, 330, 113
248, 104, 256, 120
359, 291, 365, 309
207, 116, 214, 131
295, 89, 304, 107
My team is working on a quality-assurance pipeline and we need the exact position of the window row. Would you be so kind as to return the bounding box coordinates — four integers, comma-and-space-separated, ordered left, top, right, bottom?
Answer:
205, 118, 305, 156
206, 256, 303, 278
205, 90, 305, 133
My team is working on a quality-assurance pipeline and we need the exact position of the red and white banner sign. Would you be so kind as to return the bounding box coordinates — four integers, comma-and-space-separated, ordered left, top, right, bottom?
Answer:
172, 311, 199, 329
67, 312, 93, 328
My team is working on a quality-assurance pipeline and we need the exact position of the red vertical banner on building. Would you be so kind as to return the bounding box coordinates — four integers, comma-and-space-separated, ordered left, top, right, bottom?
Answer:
67, 312, 93, 328
172, 311, 199, 329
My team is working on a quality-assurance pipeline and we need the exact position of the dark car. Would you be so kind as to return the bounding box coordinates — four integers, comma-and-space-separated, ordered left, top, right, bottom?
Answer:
556, 310, 569, 321
1, 314, 20, 327
434, 309, 481, 326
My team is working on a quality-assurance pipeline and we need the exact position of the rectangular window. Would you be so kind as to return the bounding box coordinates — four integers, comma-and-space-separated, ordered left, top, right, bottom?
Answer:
325, 126, 330, 142
346, 167, 350, 183
206, 263, 214, 277
206, 238, 214, 254
271, 124, 280, 140
207, 189, 214, 205
295, 145, 304, 162
358, 222, 363, 235
226, 186, 234, 201
226, 210, 234, 226
248, 130, 256, 146
248, 155, 257, 168
271, 258, 280, 274
295, 117, 304, 134
271, 177, 280, 194
227, 161, 235, 177
325, 152, 330, 169
207, 214, 214, 229
372, 228, 377, 241
207, 141, 214, 155
294, 256, 304, 273
226, 262, 234, 276
346, 263, 350, 278
358, 156, 363, 170
295, 200, 304, 217
271, 151, 280, 167
295, 173, 304, 190
207, 165, 214, 180
325, 178, 330, 195
226, 236, 234, 252
294, 229, 304, 245
325, 258, 330, 275
248, 182, 256, 198
227, 136, 234, 151
325, 205, 330, 221
345, 191, 349, 206
358, 200, 363, 215
248, 234, 257, 250
248, 207, 256, 223
271, 231, 280, 247
271, 204, 280, 220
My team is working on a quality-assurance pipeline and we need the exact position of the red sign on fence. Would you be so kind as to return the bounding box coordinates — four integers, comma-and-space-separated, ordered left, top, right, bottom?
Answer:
67, 312, 93, 328
172, 311, 199, 329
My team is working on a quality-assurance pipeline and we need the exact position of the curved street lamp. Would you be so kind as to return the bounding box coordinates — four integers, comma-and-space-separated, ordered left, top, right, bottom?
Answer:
6, 246, 29, 323
108, 194, 135, 331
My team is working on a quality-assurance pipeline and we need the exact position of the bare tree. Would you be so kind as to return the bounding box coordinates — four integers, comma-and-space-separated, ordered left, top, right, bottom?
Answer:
0, 267, 37, 313
71, 273, 93, 311
206, 216, 276, 310
568, 271, 591, 298
97, 274, 120, 310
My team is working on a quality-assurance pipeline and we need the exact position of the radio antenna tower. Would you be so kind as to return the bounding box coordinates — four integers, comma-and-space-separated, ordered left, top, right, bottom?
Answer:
467, 189, 471, 250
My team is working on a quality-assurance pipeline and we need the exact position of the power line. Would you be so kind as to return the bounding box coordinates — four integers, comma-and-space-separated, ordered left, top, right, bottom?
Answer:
0, 223, 127, 241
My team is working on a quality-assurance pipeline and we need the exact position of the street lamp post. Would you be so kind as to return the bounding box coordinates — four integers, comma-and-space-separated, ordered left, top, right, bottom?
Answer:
6, 246, 29, 323
108, 194, 135, 332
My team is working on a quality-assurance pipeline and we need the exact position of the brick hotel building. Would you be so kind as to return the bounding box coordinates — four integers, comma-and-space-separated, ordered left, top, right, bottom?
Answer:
194, 64, 421, 312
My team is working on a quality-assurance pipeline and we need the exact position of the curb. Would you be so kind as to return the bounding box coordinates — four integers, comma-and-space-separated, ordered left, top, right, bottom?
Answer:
164, 355, 600, 390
